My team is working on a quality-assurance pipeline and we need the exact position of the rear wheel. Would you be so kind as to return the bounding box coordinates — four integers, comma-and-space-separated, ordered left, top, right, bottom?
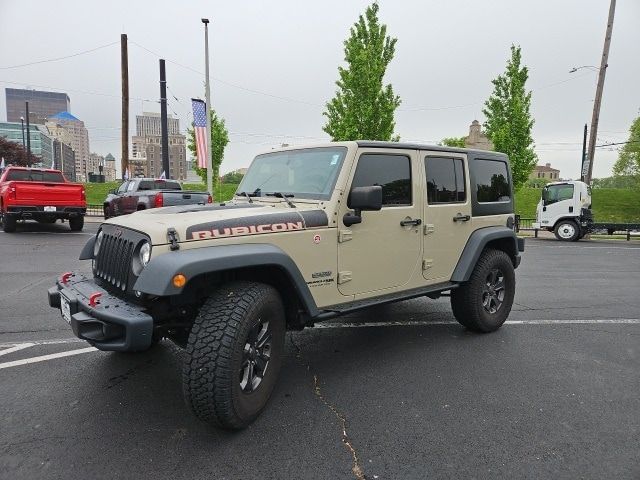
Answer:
2, 212, 17, 233
554, 220, 580, 242
69, 216, 84, 232
183, 281, 285, 430
451, 248, 515, 333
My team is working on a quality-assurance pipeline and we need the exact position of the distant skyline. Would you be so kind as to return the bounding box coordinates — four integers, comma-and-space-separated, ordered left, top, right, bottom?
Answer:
1, 0, 639, 178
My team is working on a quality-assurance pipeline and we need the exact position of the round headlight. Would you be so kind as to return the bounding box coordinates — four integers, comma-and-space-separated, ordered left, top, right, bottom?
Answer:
139, 242, 151, 267
94, 231, 104, 256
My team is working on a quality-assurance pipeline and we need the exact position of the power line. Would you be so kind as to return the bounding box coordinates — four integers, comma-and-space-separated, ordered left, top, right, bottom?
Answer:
0, 41, 119, 70
0, 79, 157, 103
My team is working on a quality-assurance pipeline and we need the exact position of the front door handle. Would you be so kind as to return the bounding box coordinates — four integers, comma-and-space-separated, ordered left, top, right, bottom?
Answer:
453, 214, 470, 222
400, 218, 422, 227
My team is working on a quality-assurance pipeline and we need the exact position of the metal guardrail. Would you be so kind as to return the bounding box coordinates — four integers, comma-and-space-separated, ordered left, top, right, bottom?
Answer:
87, 204, 103, 217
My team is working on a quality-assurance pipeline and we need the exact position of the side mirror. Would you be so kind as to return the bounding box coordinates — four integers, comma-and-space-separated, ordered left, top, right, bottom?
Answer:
344, 186, 382, 226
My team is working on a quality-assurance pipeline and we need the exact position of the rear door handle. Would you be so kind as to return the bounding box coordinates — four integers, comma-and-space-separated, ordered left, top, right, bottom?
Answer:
400, 218, 422, 227
453, 214, 470, 222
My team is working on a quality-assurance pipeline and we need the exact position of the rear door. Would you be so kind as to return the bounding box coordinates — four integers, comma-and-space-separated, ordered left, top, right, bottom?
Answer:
422, 153, 472, 282
337, 148, 422, 296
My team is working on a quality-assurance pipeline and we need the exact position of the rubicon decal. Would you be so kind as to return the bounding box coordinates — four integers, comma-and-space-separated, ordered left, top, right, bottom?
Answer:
186, 210, 328, 240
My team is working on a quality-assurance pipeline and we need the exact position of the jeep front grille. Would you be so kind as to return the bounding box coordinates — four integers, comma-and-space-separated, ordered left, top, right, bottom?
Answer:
94, 233, 135, 291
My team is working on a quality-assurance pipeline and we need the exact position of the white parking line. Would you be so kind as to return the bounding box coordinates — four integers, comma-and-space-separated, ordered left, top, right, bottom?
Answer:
0, 343, 35, 357
314, 318, 640, 329
0, 338, 84, 349
0, 347, 97, 370
526, 244, 639, 250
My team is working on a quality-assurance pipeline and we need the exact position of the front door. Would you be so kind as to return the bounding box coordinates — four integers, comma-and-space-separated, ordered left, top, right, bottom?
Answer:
337, 149, 422, 297
422, 153, 473, 282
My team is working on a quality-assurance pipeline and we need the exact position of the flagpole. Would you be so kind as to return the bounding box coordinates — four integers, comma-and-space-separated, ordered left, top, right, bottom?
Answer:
202, 18, 213, 197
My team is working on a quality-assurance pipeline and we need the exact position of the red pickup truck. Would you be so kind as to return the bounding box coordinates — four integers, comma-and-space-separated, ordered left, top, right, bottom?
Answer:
0, 166, 86, 232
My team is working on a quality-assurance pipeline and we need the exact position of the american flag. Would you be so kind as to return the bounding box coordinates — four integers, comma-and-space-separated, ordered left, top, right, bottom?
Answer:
191, 99, 209, 169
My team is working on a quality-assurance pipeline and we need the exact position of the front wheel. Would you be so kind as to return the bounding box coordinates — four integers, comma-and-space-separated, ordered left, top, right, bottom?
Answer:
554, 220, 580, 242
183, 281, 285, 430
451, 248, 515, 333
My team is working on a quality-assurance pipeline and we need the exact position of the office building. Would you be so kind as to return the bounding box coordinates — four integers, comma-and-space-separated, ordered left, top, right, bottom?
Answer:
5, 88, 71, 125
0, 121, 54, 166
45, 112, 90, 181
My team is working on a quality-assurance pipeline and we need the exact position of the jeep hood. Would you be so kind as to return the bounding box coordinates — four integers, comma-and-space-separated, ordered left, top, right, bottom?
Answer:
103, 201, 329, 245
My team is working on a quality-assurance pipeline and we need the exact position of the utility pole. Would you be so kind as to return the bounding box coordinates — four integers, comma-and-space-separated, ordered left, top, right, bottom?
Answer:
121, 33, 129, 180
159, 59, 170, 179
585, 0, 616, 185
20, 117, 25, 148
25, 102, 31, 158
580, 123, 588, 182
202, 18, 213, 196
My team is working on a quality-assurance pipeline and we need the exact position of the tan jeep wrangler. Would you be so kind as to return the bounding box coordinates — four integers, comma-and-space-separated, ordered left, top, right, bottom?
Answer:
48, 141, 524, 429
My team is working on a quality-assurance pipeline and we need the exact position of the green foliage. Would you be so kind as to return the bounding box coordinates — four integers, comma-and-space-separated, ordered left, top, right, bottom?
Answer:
440, 136, 466, 148
323, 2, 401, 141
612, 116, 640, 183
525, 177, 551, 188
186, 109, 230, 186
222, 171, 244, 184
514, 187, 640, 222
483, 45, 537, 192
591, 175, 639, 189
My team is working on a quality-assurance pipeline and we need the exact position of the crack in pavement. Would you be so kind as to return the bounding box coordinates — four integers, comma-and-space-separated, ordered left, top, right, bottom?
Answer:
290, 335, 366, 480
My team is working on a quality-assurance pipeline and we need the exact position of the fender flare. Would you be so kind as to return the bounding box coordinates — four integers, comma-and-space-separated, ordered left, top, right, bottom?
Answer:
451, 226, 523, 282
133, 243, 319, 316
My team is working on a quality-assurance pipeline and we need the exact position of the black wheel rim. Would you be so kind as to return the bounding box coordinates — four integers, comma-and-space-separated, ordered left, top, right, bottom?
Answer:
482, 269, 506, 314
239, 319, 272, 393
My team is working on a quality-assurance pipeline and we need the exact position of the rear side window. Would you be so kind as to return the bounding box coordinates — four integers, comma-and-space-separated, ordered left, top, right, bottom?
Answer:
6, 170, 64, 182
425, 157, 466, 203
138, 180, 181, 190
351, 154, 412, 206
474, 159, 511, 202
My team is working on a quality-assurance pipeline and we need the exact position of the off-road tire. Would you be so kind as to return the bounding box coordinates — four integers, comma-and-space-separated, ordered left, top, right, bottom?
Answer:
69, 216, 84, 232
554, 220, 580, 242
451, 248, 515, 333
183, 281, 285, 430
2, 213, 17, 233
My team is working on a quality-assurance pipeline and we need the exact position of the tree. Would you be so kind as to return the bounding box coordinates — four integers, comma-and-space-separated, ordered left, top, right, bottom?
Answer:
441, 136, 466, 148
222, 171, 244, 184
482, 45, 537, 191
0, 137, 39, 167
323, 2, 401, 141
612, 116, 640, 181
187, 109, 229, 185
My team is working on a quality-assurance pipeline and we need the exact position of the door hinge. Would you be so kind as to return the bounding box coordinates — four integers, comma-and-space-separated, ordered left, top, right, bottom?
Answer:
337, 271, 352, 284
423, 224, 435, 235
422, 259, 434, 270
338, 230, 353, 243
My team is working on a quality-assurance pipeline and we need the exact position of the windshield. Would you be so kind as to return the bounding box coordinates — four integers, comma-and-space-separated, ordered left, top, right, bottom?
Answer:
543, 184, 574, 206
237, 147, 347, 200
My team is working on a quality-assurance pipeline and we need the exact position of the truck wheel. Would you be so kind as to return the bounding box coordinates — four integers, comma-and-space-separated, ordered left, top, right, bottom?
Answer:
69, 216, 84, 232
554, 220, 579, 241
451, 248, 515, 333
183, 281, 285, 429
2, 213, 17, 233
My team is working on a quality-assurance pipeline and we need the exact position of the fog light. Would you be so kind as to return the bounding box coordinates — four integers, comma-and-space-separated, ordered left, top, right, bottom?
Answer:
172, 274, 187, 288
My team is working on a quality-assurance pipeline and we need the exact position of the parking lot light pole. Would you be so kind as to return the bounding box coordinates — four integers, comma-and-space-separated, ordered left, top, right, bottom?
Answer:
20, 117, 25, 148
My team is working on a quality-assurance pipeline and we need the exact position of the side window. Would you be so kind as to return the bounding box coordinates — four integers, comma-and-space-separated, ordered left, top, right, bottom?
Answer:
127, 181, 136, 192
351, 154, 411, 206
425, 157, 466, 204
475, 159, 511, 202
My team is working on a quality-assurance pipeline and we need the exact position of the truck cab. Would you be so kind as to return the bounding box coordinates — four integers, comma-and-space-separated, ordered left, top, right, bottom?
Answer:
533, 180, 591, 241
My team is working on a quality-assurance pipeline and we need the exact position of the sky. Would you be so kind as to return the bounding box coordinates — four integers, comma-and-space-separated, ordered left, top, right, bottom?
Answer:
1, 0, 638, 179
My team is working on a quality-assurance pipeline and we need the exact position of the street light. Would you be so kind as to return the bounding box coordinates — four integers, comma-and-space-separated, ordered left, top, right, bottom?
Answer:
569, 65, 602, 73
20, 117, 25, 148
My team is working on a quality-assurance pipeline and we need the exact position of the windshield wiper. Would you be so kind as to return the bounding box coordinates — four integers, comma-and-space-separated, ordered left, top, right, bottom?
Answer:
266, 192, 296, 208
236, 191, 254, 203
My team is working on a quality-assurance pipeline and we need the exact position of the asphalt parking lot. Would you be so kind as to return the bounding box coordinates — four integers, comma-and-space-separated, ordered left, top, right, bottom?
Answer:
1, 221, 639, 480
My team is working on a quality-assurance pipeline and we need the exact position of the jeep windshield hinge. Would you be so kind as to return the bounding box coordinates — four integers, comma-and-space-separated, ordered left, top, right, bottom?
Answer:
423, 224, 435, 235
338, 230, 353, 243
167, 228, 180, 251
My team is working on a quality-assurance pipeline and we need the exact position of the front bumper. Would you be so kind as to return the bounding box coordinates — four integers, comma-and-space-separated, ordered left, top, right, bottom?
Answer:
48, 273, 153, 351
